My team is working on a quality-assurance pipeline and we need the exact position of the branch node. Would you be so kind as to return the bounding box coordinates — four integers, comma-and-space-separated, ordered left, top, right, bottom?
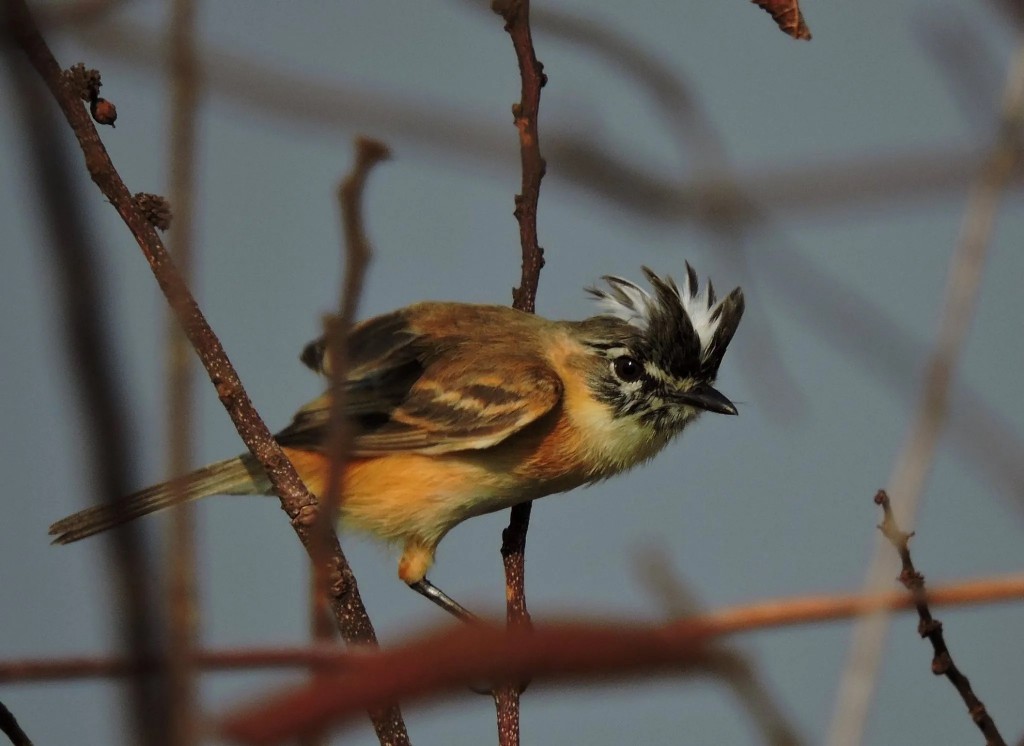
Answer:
292, 504, 319, 528
134, 192, 172, 231
62, 62, 101, 101
969, 703, 989, 724
931, 651, 952, 676
917, 617, 942, 638
213, 379, 232, 401
62, 64, 116, 126
899, 568, 925, 591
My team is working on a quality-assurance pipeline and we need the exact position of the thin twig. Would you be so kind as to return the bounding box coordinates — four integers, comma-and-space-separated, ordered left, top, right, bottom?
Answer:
491, 0, 548, 741
214, 571, 1024, 745
314, 136, 391, 583
0, 702, 33, 746
307, 136, 391, 746
873, 490, 1007, 746
2, 21, 168, 746
828, 43, 1024, 746
3, 3, 408, 743
164, 0, 200, 744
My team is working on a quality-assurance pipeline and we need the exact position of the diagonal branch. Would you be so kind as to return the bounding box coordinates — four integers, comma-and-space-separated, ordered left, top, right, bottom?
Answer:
874, 490, 1006, 746
828, 42, 1024, 746
0, 702, 32, 746
2, 2, 409, 744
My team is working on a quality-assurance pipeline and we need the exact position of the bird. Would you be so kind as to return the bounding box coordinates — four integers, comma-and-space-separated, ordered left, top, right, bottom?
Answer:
49, 264, 744, 619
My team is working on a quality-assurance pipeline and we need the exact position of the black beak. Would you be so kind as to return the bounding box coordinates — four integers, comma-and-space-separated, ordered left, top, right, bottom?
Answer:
677, 383, 738, 416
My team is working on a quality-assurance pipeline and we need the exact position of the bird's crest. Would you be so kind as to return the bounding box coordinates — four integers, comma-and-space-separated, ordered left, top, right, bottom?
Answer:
587, 264, 744, 380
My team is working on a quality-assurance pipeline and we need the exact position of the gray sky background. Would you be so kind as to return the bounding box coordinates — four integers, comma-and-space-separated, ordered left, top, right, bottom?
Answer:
2, 1, 1023, 744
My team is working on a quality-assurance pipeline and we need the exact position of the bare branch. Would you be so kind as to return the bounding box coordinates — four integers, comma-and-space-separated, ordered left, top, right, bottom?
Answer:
308, 135, 391, 746
315, 136, 391, 568
215, 572, 1024, 744
829, 42, 1024, 746
0, 701, 33, 746
874, 490, 1006, 746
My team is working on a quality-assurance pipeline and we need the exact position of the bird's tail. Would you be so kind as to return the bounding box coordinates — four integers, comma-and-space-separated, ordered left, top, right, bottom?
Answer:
48, 455, 270, 545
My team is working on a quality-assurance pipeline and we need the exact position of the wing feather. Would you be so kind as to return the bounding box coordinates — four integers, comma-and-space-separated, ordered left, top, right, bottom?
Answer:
278, 306, 562, 455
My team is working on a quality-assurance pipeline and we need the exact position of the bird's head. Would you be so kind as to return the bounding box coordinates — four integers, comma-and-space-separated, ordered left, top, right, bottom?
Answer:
579, 264, 744, 436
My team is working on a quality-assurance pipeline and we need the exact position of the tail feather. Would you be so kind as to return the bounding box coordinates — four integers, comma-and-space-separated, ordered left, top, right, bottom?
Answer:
48, 455, 269, 545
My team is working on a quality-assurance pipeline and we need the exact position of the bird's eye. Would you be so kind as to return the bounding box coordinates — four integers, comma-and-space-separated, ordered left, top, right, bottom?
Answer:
612, 356, 643, 383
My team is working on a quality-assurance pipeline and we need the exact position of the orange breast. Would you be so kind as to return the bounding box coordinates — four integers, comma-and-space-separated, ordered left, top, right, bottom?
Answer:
280, 405, 592, 549
276, 330, 624, 549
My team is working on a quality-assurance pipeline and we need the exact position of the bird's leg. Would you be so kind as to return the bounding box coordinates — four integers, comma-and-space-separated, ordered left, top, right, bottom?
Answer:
399, 538, 479, 623
407, 578, 478, 622
401, 542, 522, 695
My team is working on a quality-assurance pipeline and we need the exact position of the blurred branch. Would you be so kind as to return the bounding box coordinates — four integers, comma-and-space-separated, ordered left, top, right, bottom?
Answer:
829, 42, 1024, 746
756, 236, 1024, 504
164, 0, 201, 744
215, 572, 1024, 744
309, 136, 391, 746
874, 491, 1006, 746
987, 0, 1024, 29
3, 572, 1021, 687
33, 0, 123, 26
0, 702, 32, 746
916, 11, 1003, 133
62, 19, 1024, 220
493, 0, 549, 741
316, 136, 390, 570
2, 17, 168, 746
3, 3, 408, 744
636, 549, 804, 746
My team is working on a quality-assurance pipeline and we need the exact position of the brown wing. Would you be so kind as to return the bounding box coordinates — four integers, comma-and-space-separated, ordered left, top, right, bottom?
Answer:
278, 306, 563, 455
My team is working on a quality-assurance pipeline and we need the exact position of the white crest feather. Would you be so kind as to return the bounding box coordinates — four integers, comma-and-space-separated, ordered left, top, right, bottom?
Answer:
587, 264, 723, 351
